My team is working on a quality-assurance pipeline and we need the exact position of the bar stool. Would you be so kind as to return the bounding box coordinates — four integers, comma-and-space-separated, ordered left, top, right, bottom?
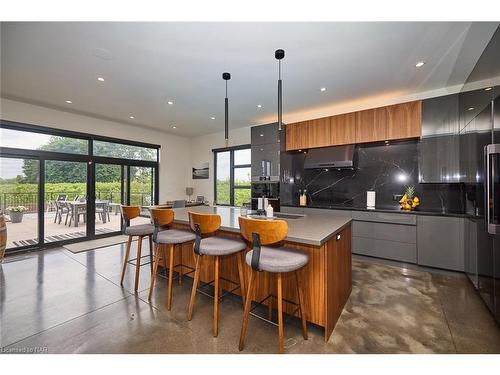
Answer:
120, 205, 154, 292
148, 208, 196, 310
187, 212, 247, 337
238, 216, 309, 353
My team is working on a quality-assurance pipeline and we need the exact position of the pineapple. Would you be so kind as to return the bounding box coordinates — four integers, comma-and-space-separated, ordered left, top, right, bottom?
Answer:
405, 185, 415, 200
400, 185, 420, 210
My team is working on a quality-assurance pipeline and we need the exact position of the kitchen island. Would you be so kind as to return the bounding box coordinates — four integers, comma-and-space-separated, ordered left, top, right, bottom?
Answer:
168, 206, 352, 341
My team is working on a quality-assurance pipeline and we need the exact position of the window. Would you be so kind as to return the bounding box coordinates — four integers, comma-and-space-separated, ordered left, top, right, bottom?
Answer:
0, 127, 88, 154
93, 140, 157, 161
214, 145, 251, 206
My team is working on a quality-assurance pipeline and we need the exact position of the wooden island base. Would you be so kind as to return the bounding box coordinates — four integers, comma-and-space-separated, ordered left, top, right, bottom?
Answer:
162, 222, 352, 341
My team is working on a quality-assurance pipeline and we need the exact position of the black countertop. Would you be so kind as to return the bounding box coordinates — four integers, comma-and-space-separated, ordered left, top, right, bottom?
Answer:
281, 203, 469, 218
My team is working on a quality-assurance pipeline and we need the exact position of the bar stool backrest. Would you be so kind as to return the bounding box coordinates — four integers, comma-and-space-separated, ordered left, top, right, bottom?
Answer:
150, 208, 175, 242
238, 217, 288, 245
189, 212, 221, 255
239, 217, 289, 271
121, 205, 141, 227
188, 212, 221, 235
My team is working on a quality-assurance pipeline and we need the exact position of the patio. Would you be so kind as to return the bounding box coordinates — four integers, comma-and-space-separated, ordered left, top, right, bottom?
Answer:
4, 211, 151, 249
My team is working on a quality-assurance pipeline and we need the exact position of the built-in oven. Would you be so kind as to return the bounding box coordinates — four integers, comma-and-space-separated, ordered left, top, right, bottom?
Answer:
251, 182, 280, 211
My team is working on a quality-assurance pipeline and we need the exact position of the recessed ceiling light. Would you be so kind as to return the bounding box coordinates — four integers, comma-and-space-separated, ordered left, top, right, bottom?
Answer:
468, 107, 475, 111
257, 104, 262, 108
298, 149, 302, 152
415, 61, 425, 68
320, 87, 327, 92
97, 77, 105, 82
167, 100, 174, 105
260, 134, 264, 137
210, 117, 216, 120
65, 100, 72, 104
172, 125, 177, 129
129, 116, 135, 119
485, 87, 492, 91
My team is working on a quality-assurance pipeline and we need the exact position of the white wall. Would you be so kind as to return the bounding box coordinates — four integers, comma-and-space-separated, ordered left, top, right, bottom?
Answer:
0, 98, 192, 203
189, 126, 251, 204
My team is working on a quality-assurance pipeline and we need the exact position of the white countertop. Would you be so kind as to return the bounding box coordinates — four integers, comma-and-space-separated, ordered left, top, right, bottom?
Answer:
171, 206, 351, 246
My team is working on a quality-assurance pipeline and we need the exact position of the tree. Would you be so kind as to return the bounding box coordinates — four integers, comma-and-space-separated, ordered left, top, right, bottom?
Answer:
21, 136, 156, 183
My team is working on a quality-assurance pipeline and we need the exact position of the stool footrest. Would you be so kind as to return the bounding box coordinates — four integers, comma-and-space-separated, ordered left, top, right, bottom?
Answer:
249, 294, 300, 327
196, 276, 242, 301
127, 254, 152, 267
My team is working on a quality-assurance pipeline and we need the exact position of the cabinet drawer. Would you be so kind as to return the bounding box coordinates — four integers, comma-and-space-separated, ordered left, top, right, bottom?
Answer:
353, 221, 416, 243
353, 237, 417, 263
351, 211, 417, 225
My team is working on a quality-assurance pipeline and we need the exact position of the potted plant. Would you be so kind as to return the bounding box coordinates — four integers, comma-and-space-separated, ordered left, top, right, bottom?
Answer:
6, 206, 28, 223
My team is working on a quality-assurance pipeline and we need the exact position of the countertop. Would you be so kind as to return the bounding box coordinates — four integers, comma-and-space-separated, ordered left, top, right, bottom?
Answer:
281, 203, 468, 218
171, 206, 352, 246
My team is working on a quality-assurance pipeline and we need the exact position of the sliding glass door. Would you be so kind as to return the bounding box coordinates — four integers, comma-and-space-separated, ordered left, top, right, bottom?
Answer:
1, 120, 160, 254
44, 160, 89, 243
94, 163, 124, 235
0, 156, 40, 249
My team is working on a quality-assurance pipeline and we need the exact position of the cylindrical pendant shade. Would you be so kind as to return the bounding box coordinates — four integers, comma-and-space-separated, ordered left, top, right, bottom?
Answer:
225, 97, 228, 140
278, 79, 282, 131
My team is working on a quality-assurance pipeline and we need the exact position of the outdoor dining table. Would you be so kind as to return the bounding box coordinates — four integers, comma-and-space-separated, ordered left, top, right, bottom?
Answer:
67, 200, 110, 227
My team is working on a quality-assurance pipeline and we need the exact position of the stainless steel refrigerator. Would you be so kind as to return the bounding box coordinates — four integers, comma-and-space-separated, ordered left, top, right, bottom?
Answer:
463, 94, 500, 324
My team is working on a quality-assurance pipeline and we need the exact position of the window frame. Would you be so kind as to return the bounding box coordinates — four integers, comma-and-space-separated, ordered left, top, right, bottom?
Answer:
0, 119, 161, 254
213, 144, 251, 206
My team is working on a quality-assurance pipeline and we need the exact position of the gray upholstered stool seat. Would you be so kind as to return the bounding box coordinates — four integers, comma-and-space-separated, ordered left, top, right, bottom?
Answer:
245, 247, 309, 273
156, 229, 196, 244
125, 223, 154, 236
199, 237, 247, 256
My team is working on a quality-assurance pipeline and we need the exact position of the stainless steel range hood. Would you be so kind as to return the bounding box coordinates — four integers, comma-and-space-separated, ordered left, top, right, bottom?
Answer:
303, 145, 356, 169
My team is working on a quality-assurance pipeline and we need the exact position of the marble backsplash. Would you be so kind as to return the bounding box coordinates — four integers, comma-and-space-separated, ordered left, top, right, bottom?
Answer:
280, 140, 465, 214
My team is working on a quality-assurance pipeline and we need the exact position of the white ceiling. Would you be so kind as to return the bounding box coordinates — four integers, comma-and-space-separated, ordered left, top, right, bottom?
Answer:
1, 22, 498, 137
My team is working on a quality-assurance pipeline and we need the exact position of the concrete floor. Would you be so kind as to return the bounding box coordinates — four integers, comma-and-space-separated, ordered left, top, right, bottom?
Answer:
1, 240, 499, 354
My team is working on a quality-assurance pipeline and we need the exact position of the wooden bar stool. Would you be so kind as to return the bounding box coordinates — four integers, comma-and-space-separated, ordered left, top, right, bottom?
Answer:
187, 212, 247, 337
148, 208, 196, 310
238, 216, 309, 353
120, 205, 154, 292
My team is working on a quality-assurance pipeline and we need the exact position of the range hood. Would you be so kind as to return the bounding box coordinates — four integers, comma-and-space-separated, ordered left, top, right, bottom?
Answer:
303, 145, 356, 169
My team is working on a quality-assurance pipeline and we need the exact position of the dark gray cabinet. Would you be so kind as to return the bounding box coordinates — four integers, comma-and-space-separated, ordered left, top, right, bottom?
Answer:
419, 94, 460, 183
352, 212, 417, 263
251, 122, 280, 146
417, 215, 465, 271
251, 143, 280, 181
251, 123, 280, 182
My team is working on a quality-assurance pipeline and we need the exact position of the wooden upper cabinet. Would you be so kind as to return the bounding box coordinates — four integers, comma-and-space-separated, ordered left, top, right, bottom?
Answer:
285, 121, 309, 150
307, 117, 331, 148
385, 101, 422, 140
355, 108, 387, 143
331, 112, 356, 145
285, 100, 422, 150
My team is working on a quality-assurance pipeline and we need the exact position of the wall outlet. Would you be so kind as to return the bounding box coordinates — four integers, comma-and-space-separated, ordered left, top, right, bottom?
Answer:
393, 194, 403, 201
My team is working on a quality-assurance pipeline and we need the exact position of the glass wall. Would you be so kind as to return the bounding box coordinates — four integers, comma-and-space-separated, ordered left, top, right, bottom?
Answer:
0, 121, 160, 252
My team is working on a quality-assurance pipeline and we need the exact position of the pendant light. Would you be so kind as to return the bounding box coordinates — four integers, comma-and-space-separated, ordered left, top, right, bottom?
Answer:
223, 72, 231, 143
275, 49, 285, 131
